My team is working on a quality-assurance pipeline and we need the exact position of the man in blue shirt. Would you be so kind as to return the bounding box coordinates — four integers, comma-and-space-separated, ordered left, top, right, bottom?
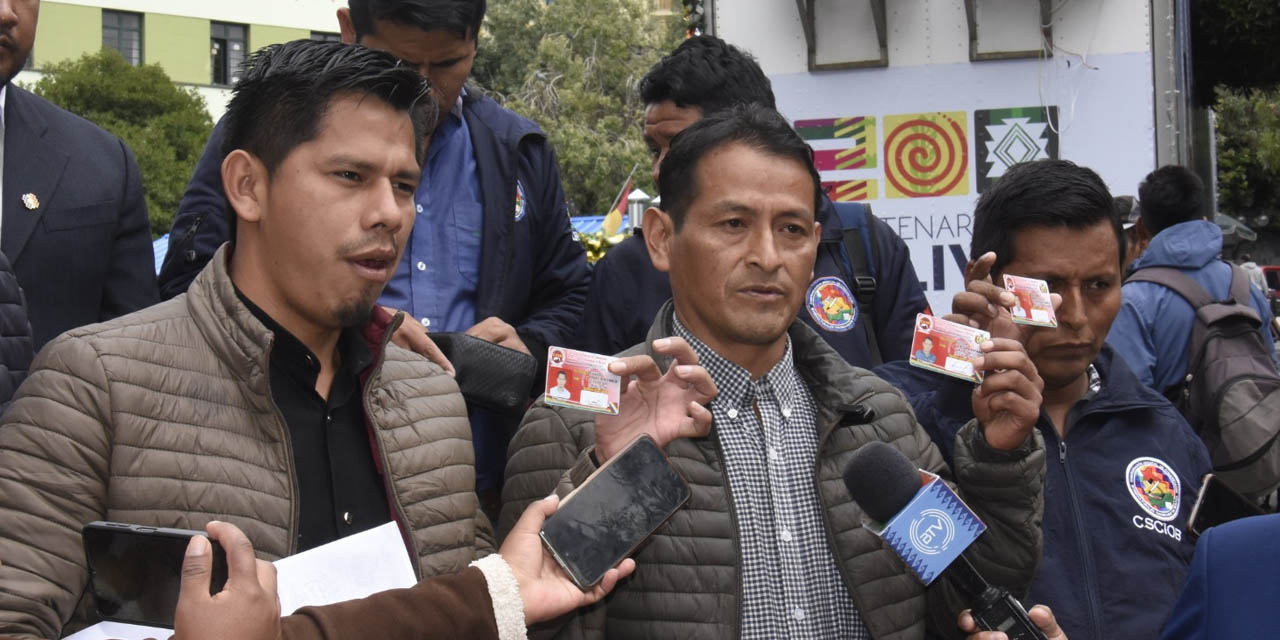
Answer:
158, 0, 591, 504
1107, 165, 1277, 392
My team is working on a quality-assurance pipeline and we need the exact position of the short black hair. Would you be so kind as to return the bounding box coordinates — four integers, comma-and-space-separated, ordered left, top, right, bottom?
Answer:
348, 0, 485, 41
1137, 165, 1207, 234
971, 159, 1123, 274
222, 40, 435, 175
658, 104, 821, 230
640, 35, 775, 115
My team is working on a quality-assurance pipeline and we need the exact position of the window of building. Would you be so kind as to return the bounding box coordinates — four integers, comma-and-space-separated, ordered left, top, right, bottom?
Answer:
102, 10, 143, 65
311, 31, 342, 43
211, 22, 248, 86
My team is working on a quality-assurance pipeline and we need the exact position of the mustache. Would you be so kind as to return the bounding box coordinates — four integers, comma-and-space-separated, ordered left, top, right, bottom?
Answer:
337, 233, 401, 259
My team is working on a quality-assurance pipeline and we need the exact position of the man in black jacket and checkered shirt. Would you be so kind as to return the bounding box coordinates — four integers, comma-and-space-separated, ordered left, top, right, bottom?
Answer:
501, 105, 1048, 639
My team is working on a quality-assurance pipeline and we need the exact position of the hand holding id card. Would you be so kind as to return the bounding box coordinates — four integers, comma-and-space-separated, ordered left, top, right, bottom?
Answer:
908, 314, 990, 384
545, 346, 622, 414
1002, 274, 1058, 328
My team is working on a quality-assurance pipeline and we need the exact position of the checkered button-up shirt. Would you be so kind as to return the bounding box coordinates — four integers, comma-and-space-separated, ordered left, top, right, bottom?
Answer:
674, 317, 867, 639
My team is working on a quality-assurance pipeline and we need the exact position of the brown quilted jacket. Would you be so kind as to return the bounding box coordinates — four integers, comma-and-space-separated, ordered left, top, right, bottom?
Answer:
501, 302, 1046, 640
0, 247, 495, 639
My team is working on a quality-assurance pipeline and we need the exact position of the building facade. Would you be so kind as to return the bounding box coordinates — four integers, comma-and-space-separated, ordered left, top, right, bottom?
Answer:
20, 0, 346, 117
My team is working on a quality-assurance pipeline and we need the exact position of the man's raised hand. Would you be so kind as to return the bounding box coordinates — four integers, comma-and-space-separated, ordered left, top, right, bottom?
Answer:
593, 337, 717, 462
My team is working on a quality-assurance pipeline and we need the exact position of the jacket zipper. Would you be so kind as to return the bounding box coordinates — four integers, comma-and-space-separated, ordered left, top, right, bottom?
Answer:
363, 316, 422, 576
710, 428, 745, 638
813, 404, 870, 630
1058, 440, 1103, 640
261, 335, 303, 556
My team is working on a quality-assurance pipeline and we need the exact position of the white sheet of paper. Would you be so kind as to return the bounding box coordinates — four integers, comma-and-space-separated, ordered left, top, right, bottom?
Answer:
64, 621, 168, 640
274, 521, 417, 615
65, 522, 417, 640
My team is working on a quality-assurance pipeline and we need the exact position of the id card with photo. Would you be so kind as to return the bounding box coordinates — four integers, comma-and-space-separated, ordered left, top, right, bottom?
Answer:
545, 346, 621, 415
1002, 274, 1058, 328
908, 314, 990, 384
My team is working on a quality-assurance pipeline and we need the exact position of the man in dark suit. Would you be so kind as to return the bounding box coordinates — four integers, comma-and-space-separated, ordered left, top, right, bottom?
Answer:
1, 0, 158, 349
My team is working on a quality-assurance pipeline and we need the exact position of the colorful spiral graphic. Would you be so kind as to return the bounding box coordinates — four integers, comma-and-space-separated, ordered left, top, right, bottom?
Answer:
883, 112, 970, 198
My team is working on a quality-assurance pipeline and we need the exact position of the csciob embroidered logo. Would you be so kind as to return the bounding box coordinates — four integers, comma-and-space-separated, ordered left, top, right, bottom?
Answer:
806, 276, 858, 332
514, 181, 528, 221
1126, 457, 1181, 522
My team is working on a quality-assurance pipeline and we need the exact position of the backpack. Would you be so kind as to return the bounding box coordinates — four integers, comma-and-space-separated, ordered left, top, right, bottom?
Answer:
1126, 264, 1280, 499
830, 201, 882, 364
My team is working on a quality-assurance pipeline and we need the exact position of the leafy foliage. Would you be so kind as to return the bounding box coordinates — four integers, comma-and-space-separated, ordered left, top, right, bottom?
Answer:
30, 49, 213, 237
1215, 85, 1280, 222
1192, 0, 1280, 106
474, 0, 683, 215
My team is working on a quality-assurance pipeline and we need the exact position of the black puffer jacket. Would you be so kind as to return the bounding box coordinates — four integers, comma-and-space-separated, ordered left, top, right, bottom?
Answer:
501, 301, 1046, 640
0, 251, 32, 406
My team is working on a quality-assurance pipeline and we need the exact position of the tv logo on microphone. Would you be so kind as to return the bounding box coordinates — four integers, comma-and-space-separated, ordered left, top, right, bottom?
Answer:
910, 509, 956, 555
871, 471, 987, 584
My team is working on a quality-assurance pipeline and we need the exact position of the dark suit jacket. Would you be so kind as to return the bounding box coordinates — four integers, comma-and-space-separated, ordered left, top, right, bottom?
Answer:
3, 84, 158, 349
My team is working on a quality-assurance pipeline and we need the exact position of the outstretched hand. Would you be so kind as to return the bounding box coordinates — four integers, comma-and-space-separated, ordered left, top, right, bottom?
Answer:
972, 338, 1044, 450
173, 522, 280, 640
502, 496, 636, 624
594, 337, 718, 462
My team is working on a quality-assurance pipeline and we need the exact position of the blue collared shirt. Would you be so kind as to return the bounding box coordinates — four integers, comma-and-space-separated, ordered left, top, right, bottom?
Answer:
379, 94, 483, 332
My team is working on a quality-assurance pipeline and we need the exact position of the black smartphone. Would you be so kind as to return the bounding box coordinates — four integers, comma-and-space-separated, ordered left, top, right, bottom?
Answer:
82, 522, 228, 629
1187, 474, 1266, 537
540, 435, 691, 589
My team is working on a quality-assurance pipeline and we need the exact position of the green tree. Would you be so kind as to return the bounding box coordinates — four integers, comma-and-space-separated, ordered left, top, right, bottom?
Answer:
1215, 85, 1280, 222
30, 49, 213, 237
475, 0, 683, 215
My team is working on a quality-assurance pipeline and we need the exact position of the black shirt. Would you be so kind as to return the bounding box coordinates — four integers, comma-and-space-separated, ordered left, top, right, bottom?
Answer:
237, 290, 391, 552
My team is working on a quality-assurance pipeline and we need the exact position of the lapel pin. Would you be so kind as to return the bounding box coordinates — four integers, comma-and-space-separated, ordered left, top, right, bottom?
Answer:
21, 193, 39, 211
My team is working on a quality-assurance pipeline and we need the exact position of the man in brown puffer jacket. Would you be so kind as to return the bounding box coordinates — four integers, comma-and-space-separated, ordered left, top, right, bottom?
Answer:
0, 42, 496, 639
501, 106, 1048, 640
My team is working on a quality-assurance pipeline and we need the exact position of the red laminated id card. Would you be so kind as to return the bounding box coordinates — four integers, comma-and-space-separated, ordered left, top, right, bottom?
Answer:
545, 346, 621, 415
1002, 274, 1058, 328
908, 314, 989, 384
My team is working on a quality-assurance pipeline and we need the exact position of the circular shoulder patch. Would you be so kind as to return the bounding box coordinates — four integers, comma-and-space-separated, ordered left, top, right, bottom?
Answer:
514, 181, 528, 221
806, 276, 858, 332
1126, 457, 1181, 521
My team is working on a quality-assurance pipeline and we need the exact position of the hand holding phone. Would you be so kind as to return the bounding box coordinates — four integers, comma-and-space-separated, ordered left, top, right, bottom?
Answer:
540, 435, 691, 589
83, 522, 229, 629
1188, 473, 1267, 537
173, 521, 281, 640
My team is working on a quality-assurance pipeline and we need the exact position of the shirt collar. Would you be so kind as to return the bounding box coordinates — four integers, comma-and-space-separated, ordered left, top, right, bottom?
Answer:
233, 286, 373, 379
670, 314, 800, 411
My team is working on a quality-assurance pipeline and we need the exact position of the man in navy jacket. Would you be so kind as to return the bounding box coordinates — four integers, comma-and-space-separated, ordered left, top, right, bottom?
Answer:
879, 160, 1211, 640
576, 36, 928, 367
157, 1, 590, 499
2, 0, 159, 350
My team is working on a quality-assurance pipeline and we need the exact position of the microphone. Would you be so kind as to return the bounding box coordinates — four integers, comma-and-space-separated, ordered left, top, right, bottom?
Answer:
843, 442, 1047, 640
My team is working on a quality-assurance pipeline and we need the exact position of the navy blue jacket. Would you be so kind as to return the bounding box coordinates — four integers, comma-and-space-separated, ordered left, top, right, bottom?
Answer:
575, 197, 928, 366
878, 346, 1211, 640
0, 251, 31, 406
158, 91, 590, 365
4, 85, 158, 349
1161, 513, 1280, 639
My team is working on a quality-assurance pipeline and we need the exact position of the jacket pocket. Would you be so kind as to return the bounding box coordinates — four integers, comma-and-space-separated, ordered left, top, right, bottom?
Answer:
40, 200, 117, 231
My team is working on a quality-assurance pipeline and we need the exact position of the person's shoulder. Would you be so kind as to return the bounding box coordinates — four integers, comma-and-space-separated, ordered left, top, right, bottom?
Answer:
9, 85, 123, 155
463, 90, 544, 143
